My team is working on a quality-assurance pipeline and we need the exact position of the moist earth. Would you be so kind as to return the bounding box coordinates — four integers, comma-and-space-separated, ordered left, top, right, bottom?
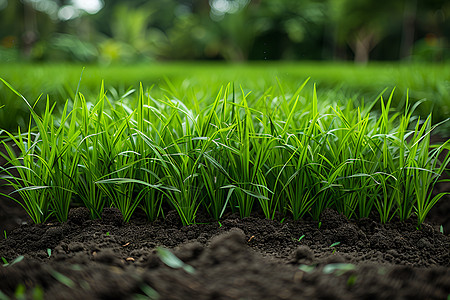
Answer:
0, 203, 449, 300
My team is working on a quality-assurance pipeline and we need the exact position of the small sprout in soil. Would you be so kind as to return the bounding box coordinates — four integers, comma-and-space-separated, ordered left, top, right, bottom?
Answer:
106, 232, 110, 236
347, 274, 357, 287
2, 255, 24, 267
137, 284, 160, 300
329, 242, 341, 254
50, 270, 75, 288
156, 247, 195, 274
280, 217, 285, 224
298, 235, 305, 242
14, 284, 26, 300
47, 248, 51, 258
440, 225, 444, 234
32, 285, 44, 300
318, 222, 322, 229
0, 290, 9, 300
323, 263, 355, 276
70, 264, 83, 271
3, 230, 6, 240
218, 221, 222, 227
298, 264, 315, 273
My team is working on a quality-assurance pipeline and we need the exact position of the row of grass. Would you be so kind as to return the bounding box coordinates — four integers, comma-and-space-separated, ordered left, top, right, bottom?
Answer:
0, 78, 449, 227
1, 62, 449, 134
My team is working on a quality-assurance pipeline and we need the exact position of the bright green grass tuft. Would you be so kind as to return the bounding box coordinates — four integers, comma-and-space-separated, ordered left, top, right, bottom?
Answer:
0, 77, 449, 227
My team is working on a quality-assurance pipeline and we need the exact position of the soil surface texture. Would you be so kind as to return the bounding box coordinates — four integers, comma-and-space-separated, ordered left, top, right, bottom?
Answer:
0, 203, 448, 300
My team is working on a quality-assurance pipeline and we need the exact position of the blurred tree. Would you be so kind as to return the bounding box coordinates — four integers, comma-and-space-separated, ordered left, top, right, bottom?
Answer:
98, 4, 163, 63
208, 0, 257, 60
412, 0, 449, 61
329, 0, 405, 63
0, 0, 59, 60
0, 0, 447, 62
329, 0, 449, 63
251, 0, 327, 60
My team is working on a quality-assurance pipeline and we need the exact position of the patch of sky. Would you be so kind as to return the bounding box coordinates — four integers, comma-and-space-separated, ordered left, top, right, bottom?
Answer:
209, 0, 250, 21
9, 0, 104, 21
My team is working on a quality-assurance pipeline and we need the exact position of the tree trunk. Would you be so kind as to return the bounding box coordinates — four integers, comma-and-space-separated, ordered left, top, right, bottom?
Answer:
354, 38, 370, 64
400, 0, 417, 60
22, 3, 38, 58
351, 29, 377, 64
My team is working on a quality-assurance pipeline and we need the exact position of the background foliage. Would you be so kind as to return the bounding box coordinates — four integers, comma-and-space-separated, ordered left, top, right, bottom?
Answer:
0, 0, 448, 63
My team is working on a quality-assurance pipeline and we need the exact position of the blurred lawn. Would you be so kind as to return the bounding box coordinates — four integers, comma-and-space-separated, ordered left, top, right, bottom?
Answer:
1, 61, 449, 134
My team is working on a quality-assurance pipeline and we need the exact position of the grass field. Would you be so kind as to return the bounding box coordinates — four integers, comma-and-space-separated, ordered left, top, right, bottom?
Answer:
1, 63, 449, 227
1, 62, 449, 134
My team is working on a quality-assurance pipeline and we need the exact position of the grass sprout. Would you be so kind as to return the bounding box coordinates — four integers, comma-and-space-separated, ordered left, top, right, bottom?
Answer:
2, 255, 24, 267
50, 270, 75, 288
1, 78, 448, 228
156, 247, 195, 274
323, 263, 356, 275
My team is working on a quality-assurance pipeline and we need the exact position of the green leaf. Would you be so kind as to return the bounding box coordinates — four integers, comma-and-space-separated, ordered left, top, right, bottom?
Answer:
50, 270, 75, 288
3, 255, 24, 267
323, 263, 355, 275
156, 247, 195, 274
0, 290, 9, 300
329, 242, 341, 248
298, 264, 315, 273
139, 284, 160, 300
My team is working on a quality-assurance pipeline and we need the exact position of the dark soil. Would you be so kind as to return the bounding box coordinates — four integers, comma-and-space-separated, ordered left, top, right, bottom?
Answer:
0, 201, 448, 299
0, 141, 449, 299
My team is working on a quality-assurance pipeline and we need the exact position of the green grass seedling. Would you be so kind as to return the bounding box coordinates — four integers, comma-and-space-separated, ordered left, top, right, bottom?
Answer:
156, 247, 195, 274
2, 255, 24, 267
323, 263, 356, 276
75, 86, 114, 219
330, 241, 341, 254
0, 79, 79, 223
50, 270, 75, 288
1, 79, 448, 227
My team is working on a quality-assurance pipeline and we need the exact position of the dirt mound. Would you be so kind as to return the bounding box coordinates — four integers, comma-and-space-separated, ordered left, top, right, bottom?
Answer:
0, 207, 449, 299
